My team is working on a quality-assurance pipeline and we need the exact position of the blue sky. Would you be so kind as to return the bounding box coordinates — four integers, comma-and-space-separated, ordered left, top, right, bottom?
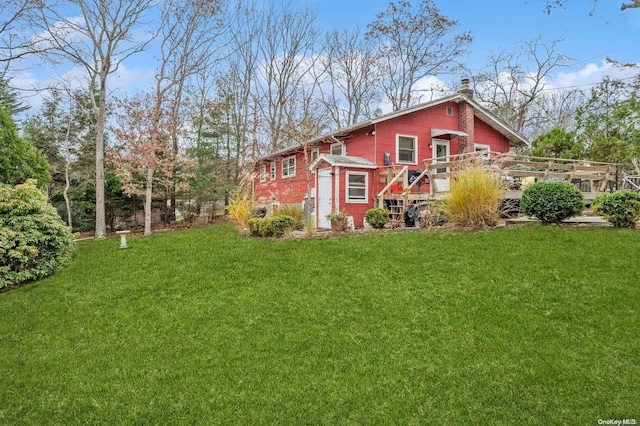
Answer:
311, 0, 639, 67
12, 0, 640, 114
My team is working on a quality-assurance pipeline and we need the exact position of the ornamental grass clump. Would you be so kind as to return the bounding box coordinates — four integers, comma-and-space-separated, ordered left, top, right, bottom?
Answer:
274, 204, 304, 230
0, 180, 74, 289
521, 181, 584, 224
441, 164, 504, 229
592, 190, 640, 228
227, 187, 255, 234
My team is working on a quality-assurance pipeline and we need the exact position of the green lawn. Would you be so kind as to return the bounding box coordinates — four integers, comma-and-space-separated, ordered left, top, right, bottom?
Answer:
1, 224, 638, 425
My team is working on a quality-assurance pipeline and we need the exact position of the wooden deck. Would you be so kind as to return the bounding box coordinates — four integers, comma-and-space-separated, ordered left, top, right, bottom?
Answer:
377, 152, 622, 220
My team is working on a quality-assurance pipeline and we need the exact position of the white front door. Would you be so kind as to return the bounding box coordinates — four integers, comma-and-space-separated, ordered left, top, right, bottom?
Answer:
317, 168, 332, 228
432, 140, 450, 192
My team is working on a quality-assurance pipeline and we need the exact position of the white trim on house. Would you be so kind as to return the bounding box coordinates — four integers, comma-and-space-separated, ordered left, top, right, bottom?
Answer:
260, 164, 267, 182
309, 154, 377, 171
431, 128, 468, 138
346, 171, 368, 204
474, 143, 491, 160
396, 134, 418, 165
335, 166, 340, 213
282, 156, 296, 178
254, 93, 528, 165
330, 142, 345, 156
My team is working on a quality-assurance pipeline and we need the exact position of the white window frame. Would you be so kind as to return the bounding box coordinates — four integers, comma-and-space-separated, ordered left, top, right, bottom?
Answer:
282, 156, 296, 178
346, 171, 368, 204
259, 164, 267, 182
330, 142, 345, 156
446, 106, 454, 116
311, 148, 320, 162
474, 143, 491, 160
396, 134, 418, 165
270, 161, 276, 180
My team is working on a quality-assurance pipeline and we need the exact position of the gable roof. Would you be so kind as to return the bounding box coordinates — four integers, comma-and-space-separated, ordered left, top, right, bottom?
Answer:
309, 154, 378, 171
258, 93, 529, 161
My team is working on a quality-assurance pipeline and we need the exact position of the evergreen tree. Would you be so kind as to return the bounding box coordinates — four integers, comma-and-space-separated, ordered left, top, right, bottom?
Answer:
0, 106, 50, 187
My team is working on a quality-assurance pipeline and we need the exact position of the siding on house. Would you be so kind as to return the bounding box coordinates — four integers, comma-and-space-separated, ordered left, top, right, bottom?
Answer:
253, 93, 527, 228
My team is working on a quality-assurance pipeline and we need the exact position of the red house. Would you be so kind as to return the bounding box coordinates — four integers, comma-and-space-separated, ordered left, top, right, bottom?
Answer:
253, 81, 529, 228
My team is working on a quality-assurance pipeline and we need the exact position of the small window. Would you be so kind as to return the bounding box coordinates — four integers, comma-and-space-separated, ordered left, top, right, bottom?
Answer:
270, 161, 276, 180
474, 144, 491, 160
311, 148, 320, 162
397, 135, 417, 164
282, 156, 296, 178
346, 172, 368, 203
259, 164, 266, 182
331, 142, 344, 156
446, 106, 454, 116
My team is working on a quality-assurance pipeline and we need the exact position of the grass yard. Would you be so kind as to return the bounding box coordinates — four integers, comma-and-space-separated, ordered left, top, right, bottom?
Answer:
1, 224, 638, 425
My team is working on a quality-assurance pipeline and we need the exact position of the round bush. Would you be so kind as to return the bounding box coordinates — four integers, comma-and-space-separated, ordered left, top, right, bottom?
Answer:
592, 190, 640, 228
365, 208, 390, 229
0, 180, 74, 289
521, 181, 584, 224
268, 215, 297, 237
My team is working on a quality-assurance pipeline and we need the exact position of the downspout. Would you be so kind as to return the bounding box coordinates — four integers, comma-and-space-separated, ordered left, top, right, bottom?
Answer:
335, 166, 340, 213
374, 124, 378, 207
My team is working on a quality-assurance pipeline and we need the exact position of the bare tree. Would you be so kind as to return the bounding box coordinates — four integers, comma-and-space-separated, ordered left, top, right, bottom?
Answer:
318, 27, 382, 129
254, 3, 321, 153
154, 0, 227, 221
472, 36, 574, 139
0, 0, 46, 77
525, 89, 584, 139
531, 0, 639, 13
222, 1, 263, 164
365, 0, 472, 111
31, 0, 156, 238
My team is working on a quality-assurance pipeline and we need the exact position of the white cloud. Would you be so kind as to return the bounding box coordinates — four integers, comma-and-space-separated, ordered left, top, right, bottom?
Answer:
13, 62, 156, 120
548, 59, 639, 91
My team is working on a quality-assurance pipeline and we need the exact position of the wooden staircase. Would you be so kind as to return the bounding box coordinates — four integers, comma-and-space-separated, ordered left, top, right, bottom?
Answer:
377, 164, 432, 224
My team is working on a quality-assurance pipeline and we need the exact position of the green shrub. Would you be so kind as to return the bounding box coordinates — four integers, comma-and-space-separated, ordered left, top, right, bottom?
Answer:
365, 207, 390, 229
268, 215, 297, 237
442, 165, 504, 228
0, 180, 74, 289
592, 190, 640, 228
521, 181, 584, 224
247, 218, 269, 237
247, 215, 297, 238
274, 204, 304, 230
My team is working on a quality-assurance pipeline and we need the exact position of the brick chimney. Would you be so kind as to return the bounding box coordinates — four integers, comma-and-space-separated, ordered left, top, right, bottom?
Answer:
458, 78, 474, 153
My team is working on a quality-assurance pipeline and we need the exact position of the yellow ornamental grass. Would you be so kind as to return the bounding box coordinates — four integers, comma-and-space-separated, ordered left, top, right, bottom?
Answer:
228, 189, 255, 234
441, 165, 505, 229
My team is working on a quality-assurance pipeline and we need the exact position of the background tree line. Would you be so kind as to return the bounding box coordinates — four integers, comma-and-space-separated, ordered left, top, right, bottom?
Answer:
1, 0, 638, 236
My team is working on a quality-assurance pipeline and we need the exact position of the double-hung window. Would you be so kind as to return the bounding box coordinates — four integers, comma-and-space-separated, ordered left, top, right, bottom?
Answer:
397, 135, 417, 164
346, 172, 368, 203
282, 156, 296, 178
331, 142, 345, 156
259, 164, 266, 182
270, 161, 276, 180
474, 143, 491, 160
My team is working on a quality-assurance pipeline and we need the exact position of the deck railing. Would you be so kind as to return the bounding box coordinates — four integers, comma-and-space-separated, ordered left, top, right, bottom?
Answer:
377, 151, 622, 202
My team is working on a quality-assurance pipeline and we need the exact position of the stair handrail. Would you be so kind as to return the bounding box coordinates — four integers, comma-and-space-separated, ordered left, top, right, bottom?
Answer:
377, 165, 409, 198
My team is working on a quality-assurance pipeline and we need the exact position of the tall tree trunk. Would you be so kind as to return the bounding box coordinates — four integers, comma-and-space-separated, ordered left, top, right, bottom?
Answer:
63, 145, 72, 229
94, 78, 107, 238
144, 166, 154, 236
